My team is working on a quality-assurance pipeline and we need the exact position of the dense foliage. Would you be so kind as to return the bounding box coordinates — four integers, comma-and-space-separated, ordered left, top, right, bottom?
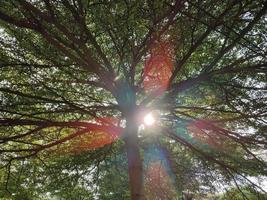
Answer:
218, 187, 267, 200
0, 0, 266, 199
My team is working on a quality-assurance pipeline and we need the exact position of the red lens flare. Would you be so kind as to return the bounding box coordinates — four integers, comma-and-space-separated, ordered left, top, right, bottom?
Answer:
58, 118, 122, 154
187, 119, 228, 149
144, 161, 177, 199
68, 129, 118, 153
144, 41, 174, 94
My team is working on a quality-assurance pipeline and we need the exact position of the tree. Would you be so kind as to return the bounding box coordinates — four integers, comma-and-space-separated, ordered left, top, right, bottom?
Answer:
0, 0, 266, 199
218, 186, 267, 200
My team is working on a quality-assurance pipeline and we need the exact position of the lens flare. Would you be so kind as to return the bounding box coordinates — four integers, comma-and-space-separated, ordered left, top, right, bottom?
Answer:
144, 145, 178, 199
57, 118, 122, 154
144, 41, 174, 95
144, 113, 155, 126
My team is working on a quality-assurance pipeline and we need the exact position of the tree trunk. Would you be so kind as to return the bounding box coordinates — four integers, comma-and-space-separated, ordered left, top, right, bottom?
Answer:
124, 116, 144, 200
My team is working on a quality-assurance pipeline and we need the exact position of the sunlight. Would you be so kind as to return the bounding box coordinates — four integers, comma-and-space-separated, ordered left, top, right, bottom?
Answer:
144, 113, 155, 126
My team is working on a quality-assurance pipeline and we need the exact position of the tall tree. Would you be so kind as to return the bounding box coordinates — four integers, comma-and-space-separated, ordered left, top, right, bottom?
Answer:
0, 0, 266, 199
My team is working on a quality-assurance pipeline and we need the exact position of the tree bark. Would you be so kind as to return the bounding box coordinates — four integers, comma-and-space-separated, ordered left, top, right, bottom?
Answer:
124, 116, 144, 200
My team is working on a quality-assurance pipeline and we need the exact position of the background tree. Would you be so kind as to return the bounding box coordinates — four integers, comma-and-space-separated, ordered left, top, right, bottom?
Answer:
0, 0, 266, 199
217, 186, 267, 200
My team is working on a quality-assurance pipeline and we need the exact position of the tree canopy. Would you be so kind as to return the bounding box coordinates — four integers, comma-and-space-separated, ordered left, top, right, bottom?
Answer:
0, 0, 266, 199
218, 186, 267, 200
